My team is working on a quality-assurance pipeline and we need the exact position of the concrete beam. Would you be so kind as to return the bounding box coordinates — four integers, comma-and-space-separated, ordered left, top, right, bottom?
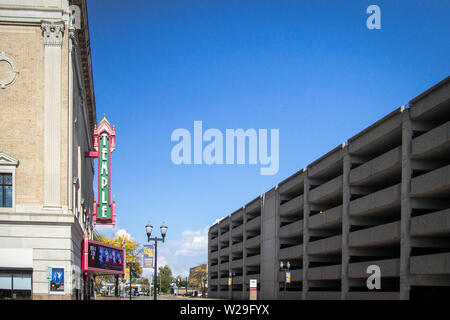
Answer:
410, 275, 450, 286
349, 146, 401, 186
410, 208, 450, 236
411, 164, 450, 197
309, 205, 342, 230
349, 221, 400, 247
349, 183, 401, 217
309, 235, 342, 255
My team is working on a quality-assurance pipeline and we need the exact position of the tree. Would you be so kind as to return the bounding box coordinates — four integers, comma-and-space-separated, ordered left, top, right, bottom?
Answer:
156, 265, 174, 294
93, 231, 143, 294
188, 264, 208, 295
175, 276, 188, 288
141, 277, 150, 293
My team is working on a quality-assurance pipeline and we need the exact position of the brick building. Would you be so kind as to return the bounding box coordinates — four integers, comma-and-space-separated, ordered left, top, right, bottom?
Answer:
0, 0, 97, 299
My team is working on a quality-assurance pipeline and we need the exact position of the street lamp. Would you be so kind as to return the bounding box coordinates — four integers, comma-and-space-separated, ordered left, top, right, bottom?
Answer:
128, 256, 136, 301
146, 221, 168, 301
280, 261, 290, 299
229, 271, 235, 300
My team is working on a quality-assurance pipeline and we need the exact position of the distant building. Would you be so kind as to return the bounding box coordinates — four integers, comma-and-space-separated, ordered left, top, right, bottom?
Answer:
0, 0, 97, 299
208, 77, 450, 300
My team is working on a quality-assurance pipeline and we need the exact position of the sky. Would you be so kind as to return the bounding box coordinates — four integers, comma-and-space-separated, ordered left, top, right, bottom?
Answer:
86, 0, 450, 278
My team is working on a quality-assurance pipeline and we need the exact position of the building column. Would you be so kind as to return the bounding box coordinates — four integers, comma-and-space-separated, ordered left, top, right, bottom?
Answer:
42, 21, 65, 207
242, 206, 247, 300
217, 227, 222, 297
229, 221, 232, 300
274, 187, 281, 300
302, 169, 310, 300
400, 107, 412, 300
341, 146, 351, 300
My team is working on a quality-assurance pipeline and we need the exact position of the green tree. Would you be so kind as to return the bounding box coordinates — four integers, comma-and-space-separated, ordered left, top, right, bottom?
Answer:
156, 265, 174, 294
141, 277, 150, 293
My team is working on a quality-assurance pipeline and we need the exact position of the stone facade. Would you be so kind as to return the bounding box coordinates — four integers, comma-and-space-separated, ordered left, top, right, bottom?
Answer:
0, 0, 97, 300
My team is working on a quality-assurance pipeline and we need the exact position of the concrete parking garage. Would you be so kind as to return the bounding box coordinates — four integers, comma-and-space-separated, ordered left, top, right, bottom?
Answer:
208, 77, 450, 300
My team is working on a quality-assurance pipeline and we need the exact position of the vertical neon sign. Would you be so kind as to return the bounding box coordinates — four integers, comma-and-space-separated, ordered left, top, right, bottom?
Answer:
86, 116, 116, 226
99, 133, 111, 219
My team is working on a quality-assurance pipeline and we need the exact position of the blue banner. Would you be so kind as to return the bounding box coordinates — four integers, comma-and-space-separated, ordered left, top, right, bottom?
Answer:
143, 245, 154, 268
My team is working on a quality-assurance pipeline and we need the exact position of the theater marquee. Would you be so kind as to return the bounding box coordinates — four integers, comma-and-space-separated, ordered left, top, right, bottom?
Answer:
82, 239, 125, 275
86, 116, 117, 226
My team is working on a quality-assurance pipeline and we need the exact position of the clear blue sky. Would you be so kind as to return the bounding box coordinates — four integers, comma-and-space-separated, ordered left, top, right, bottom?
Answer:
86, 0, 450, 277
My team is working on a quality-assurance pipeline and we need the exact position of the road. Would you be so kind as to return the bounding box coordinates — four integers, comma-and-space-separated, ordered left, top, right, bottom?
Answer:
97, 295, 217, 301
134, 295, 216, 301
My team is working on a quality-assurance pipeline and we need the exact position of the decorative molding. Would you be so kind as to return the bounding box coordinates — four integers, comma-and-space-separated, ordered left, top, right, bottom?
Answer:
41, 21, 65, 47
0, 152, 19, 167
0, 51, 19, 89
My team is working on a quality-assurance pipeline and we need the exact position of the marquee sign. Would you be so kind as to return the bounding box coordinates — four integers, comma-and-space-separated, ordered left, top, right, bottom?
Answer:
81, 239, 125, 275
85, 116, 117, 226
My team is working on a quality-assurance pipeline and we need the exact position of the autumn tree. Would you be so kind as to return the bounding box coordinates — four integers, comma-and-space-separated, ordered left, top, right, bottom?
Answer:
93, 231, 143, 294
188, 264, 208, 295
175, 276, 188, 288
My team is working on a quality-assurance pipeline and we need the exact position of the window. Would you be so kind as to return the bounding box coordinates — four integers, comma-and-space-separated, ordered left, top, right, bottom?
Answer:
0, 273, 12, 299
0, 152, 18, 210
0, 271, 32, 300
0, 173, 13, 207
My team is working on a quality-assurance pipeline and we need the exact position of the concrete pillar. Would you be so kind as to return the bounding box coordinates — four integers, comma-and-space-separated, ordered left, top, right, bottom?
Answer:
42, 21, 65, 207
242, 206, 247, 300
229, 221, 232, 299
260, 189, 280, 299
341, 146, 351, 300
302, 169, 310, 300
400, 107, 412, 300
274, 187, 281, 299
217, 227, 222, 297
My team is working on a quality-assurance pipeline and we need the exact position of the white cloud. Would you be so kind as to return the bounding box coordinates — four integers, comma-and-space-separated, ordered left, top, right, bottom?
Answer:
158, 255, 168, 267
174, 227, 208, 257
115, 229, 133, 240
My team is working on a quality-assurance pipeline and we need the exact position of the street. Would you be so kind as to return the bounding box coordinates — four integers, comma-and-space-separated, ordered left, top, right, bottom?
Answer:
97, 295, 217, 301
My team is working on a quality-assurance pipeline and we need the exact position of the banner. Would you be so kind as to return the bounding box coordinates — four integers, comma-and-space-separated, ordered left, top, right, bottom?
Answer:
143, 245, 154, 268
286, 271, 291, 284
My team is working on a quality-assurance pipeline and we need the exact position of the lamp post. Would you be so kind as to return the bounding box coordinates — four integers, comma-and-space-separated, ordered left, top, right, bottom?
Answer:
128, 256, 135, 301
229, 271, 235, 300
280, 261, 290, 299
146, 221, 168, 301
